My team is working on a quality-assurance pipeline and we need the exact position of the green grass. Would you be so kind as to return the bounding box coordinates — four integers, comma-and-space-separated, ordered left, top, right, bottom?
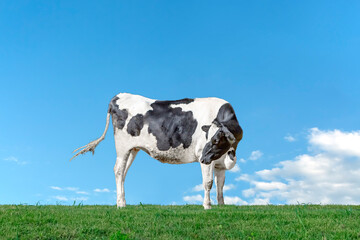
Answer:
1, 204, 359, 239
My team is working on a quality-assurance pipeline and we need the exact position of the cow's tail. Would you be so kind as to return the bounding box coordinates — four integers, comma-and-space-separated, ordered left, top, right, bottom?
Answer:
70, 112, 111, 161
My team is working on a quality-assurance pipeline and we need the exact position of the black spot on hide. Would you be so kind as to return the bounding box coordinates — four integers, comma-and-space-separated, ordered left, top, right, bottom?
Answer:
145, 99, 197, 151
154, 98, 194, 105
127, 114, 144, 136
201, 125, 211, 139
109, 96, 128, 131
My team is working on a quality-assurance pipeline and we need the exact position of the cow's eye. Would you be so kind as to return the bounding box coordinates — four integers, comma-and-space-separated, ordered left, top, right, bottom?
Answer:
212, 139, 218, 145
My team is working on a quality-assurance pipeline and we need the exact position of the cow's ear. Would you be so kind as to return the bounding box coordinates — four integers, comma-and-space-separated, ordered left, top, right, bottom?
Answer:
201, 125, 211, 139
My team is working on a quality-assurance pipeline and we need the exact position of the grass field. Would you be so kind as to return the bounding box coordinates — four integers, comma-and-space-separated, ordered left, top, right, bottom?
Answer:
1, 204, 359, 239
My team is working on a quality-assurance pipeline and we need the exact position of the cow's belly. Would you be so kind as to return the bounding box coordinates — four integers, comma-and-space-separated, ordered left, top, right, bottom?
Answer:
144, 146, 197, 164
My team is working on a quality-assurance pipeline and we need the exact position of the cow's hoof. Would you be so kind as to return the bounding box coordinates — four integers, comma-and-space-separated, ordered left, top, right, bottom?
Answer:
203, 204, 211, 210
117, 202, 126, 208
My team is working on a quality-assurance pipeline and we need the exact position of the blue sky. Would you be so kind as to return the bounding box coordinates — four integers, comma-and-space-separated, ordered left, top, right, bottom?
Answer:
1, 1, 360, 205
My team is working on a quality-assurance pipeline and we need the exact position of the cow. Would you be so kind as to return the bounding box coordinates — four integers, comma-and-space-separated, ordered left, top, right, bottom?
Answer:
71, 93, 243, 209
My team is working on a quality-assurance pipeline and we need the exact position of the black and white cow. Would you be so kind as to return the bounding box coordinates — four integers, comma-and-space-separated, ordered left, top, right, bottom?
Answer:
72, 93, 243, 209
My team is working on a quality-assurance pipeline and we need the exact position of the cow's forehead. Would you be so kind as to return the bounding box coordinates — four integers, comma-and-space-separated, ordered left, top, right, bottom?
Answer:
214, 103, 243, 141
201, 103, 242, 142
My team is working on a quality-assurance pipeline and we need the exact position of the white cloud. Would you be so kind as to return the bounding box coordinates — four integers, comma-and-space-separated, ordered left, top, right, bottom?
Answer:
4, 156, 19, 162
250, 198, 269, 205
183, 194, 203, 203
51, 186, 89, 200
76, 191, 89, 195
251, 181, 287, 191
241, 128, 360, 204
223, 184, 236, 192
242, 189, 255, 198
309, 128, 360, 157
229, 164, 240, 173
239, 158, 246, 163
284, 135, 296, 142
249, 150, 263, 160
3, 156, 27, 165
50, 187, 90, 202
235, 174, 250, 182
192, 184, 203, 192
94, 188, 110, 193
54, 196, 68, 201
224, 196, 247, 205
50, 186, 80, 192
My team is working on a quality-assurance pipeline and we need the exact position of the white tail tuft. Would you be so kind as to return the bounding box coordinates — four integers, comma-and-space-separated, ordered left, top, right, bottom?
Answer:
71, 113, 111, 161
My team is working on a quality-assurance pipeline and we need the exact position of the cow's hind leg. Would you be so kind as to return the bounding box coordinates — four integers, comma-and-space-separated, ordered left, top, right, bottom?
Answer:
214, 168, 225, 205
200, 162, 215, 210
124, 148, 139, 178
114, 148, 138, 208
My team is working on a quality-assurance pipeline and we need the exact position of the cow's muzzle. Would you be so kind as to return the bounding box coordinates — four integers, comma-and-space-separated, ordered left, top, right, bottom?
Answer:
200, 155, 213, 165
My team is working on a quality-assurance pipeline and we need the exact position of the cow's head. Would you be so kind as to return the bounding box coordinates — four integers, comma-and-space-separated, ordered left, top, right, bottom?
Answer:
200, 103, 243, 166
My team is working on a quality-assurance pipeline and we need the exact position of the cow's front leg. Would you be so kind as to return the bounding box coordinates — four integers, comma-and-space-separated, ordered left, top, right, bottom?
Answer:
200, 162, 214, 210
114, 150, 131, 208
214, 168, 225, 205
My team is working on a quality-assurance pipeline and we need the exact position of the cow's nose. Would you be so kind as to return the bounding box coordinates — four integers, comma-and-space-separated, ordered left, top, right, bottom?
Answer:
228, 150, 235, 160
200, 156, 211, 165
